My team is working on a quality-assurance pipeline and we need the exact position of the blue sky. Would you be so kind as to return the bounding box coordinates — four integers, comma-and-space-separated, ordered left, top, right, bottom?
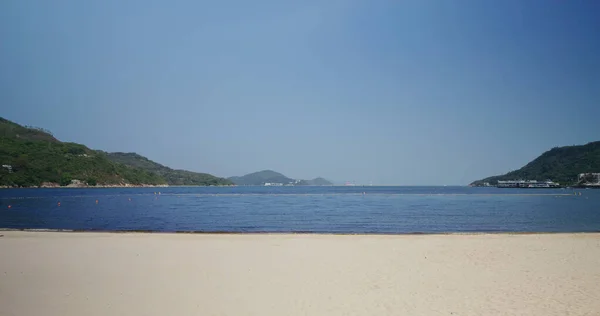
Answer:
1, 0, 599, 185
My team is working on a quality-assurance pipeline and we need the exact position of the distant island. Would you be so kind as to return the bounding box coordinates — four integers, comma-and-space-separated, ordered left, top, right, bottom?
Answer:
0, 117, 232, 188
471, 141, 600, 188
228, 170, 333, 186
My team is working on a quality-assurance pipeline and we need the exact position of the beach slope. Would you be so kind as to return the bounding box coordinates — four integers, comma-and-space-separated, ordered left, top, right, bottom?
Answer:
1, 231, 599, 315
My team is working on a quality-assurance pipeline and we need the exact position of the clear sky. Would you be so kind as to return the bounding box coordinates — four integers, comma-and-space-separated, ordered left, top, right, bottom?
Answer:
1, 0, 599, 185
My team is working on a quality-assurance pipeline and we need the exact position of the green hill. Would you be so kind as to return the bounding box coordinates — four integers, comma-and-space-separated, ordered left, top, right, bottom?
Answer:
471, 141, 600, 186
0, 118, 165, 187
0, 117, 59, 143
0, 117, 230, 187
105, 152, 232, 186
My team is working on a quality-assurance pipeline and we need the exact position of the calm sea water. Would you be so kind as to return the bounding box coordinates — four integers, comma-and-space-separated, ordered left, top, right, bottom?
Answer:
1, 186, 599, 233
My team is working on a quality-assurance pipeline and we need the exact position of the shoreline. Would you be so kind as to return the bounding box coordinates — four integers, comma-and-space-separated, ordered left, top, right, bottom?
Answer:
2, 228, 599, 235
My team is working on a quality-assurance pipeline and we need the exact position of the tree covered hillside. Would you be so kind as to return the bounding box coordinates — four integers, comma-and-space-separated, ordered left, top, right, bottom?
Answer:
105, 152, 232, 186
471, 141, 600, 186
0, 117, 229, 187
0, 118, 165, 187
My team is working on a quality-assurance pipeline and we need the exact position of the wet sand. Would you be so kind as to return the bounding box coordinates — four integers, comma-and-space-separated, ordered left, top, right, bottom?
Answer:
1, 231, 599, 315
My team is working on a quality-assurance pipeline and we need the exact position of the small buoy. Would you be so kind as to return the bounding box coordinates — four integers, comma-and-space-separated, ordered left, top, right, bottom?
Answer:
154, 192, 156, 195
95, 200, 99, 204
57, 202, 61, 206
158, 192, 161, 195
7, 205, 11, 209
128, 198, 131, 201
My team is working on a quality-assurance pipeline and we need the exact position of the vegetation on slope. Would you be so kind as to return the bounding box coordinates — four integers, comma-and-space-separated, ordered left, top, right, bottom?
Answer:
471, 141, 600, 186
0, 117, 59, 143
0, 127, 165, 187
105, 152, 232, 186
0, 117, 230, 187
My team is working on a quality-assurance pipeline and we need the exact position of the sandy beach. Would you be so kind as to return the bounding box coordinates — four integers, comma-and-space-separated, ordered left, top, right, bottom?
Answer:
1, 231, 599, 315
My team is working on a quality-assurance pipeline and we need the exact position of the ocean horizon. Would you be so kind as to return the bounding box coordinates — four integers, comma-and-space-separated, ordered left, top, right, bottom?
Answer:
1, 186, 598, 234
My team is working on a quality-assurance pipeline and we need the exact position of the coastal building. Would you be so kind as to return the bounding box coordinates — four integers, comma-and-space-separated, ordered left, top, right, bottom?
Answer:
497, 180, 560, 188
578, 173, 600, 184
1, 164, 13, 173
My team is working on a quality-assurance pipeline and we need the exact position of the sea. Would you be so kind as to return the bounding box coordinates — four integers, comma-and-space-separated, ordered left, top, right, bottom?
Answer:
1, 186, 599, 233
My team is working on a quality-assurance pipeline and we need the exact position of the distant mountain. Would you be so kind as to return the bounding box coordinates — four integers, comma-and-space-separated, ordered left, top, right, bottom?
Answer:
105, 152, 232, 186
228, 170, 333, 186
471, 141, 600, 186
228, 170, 294, 186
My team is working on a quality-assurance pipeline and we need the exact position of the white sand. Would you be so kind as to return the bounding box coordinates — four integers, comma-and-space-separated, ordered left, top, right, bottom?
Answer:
1, 231, 599, 316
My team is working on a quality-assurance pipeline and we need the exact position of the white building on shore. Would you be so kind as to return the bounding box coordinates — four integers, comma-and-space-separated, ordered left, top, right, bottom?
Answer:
497, 180, 560, 188
578, 173, 600, 184
1, 165, 12, 173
